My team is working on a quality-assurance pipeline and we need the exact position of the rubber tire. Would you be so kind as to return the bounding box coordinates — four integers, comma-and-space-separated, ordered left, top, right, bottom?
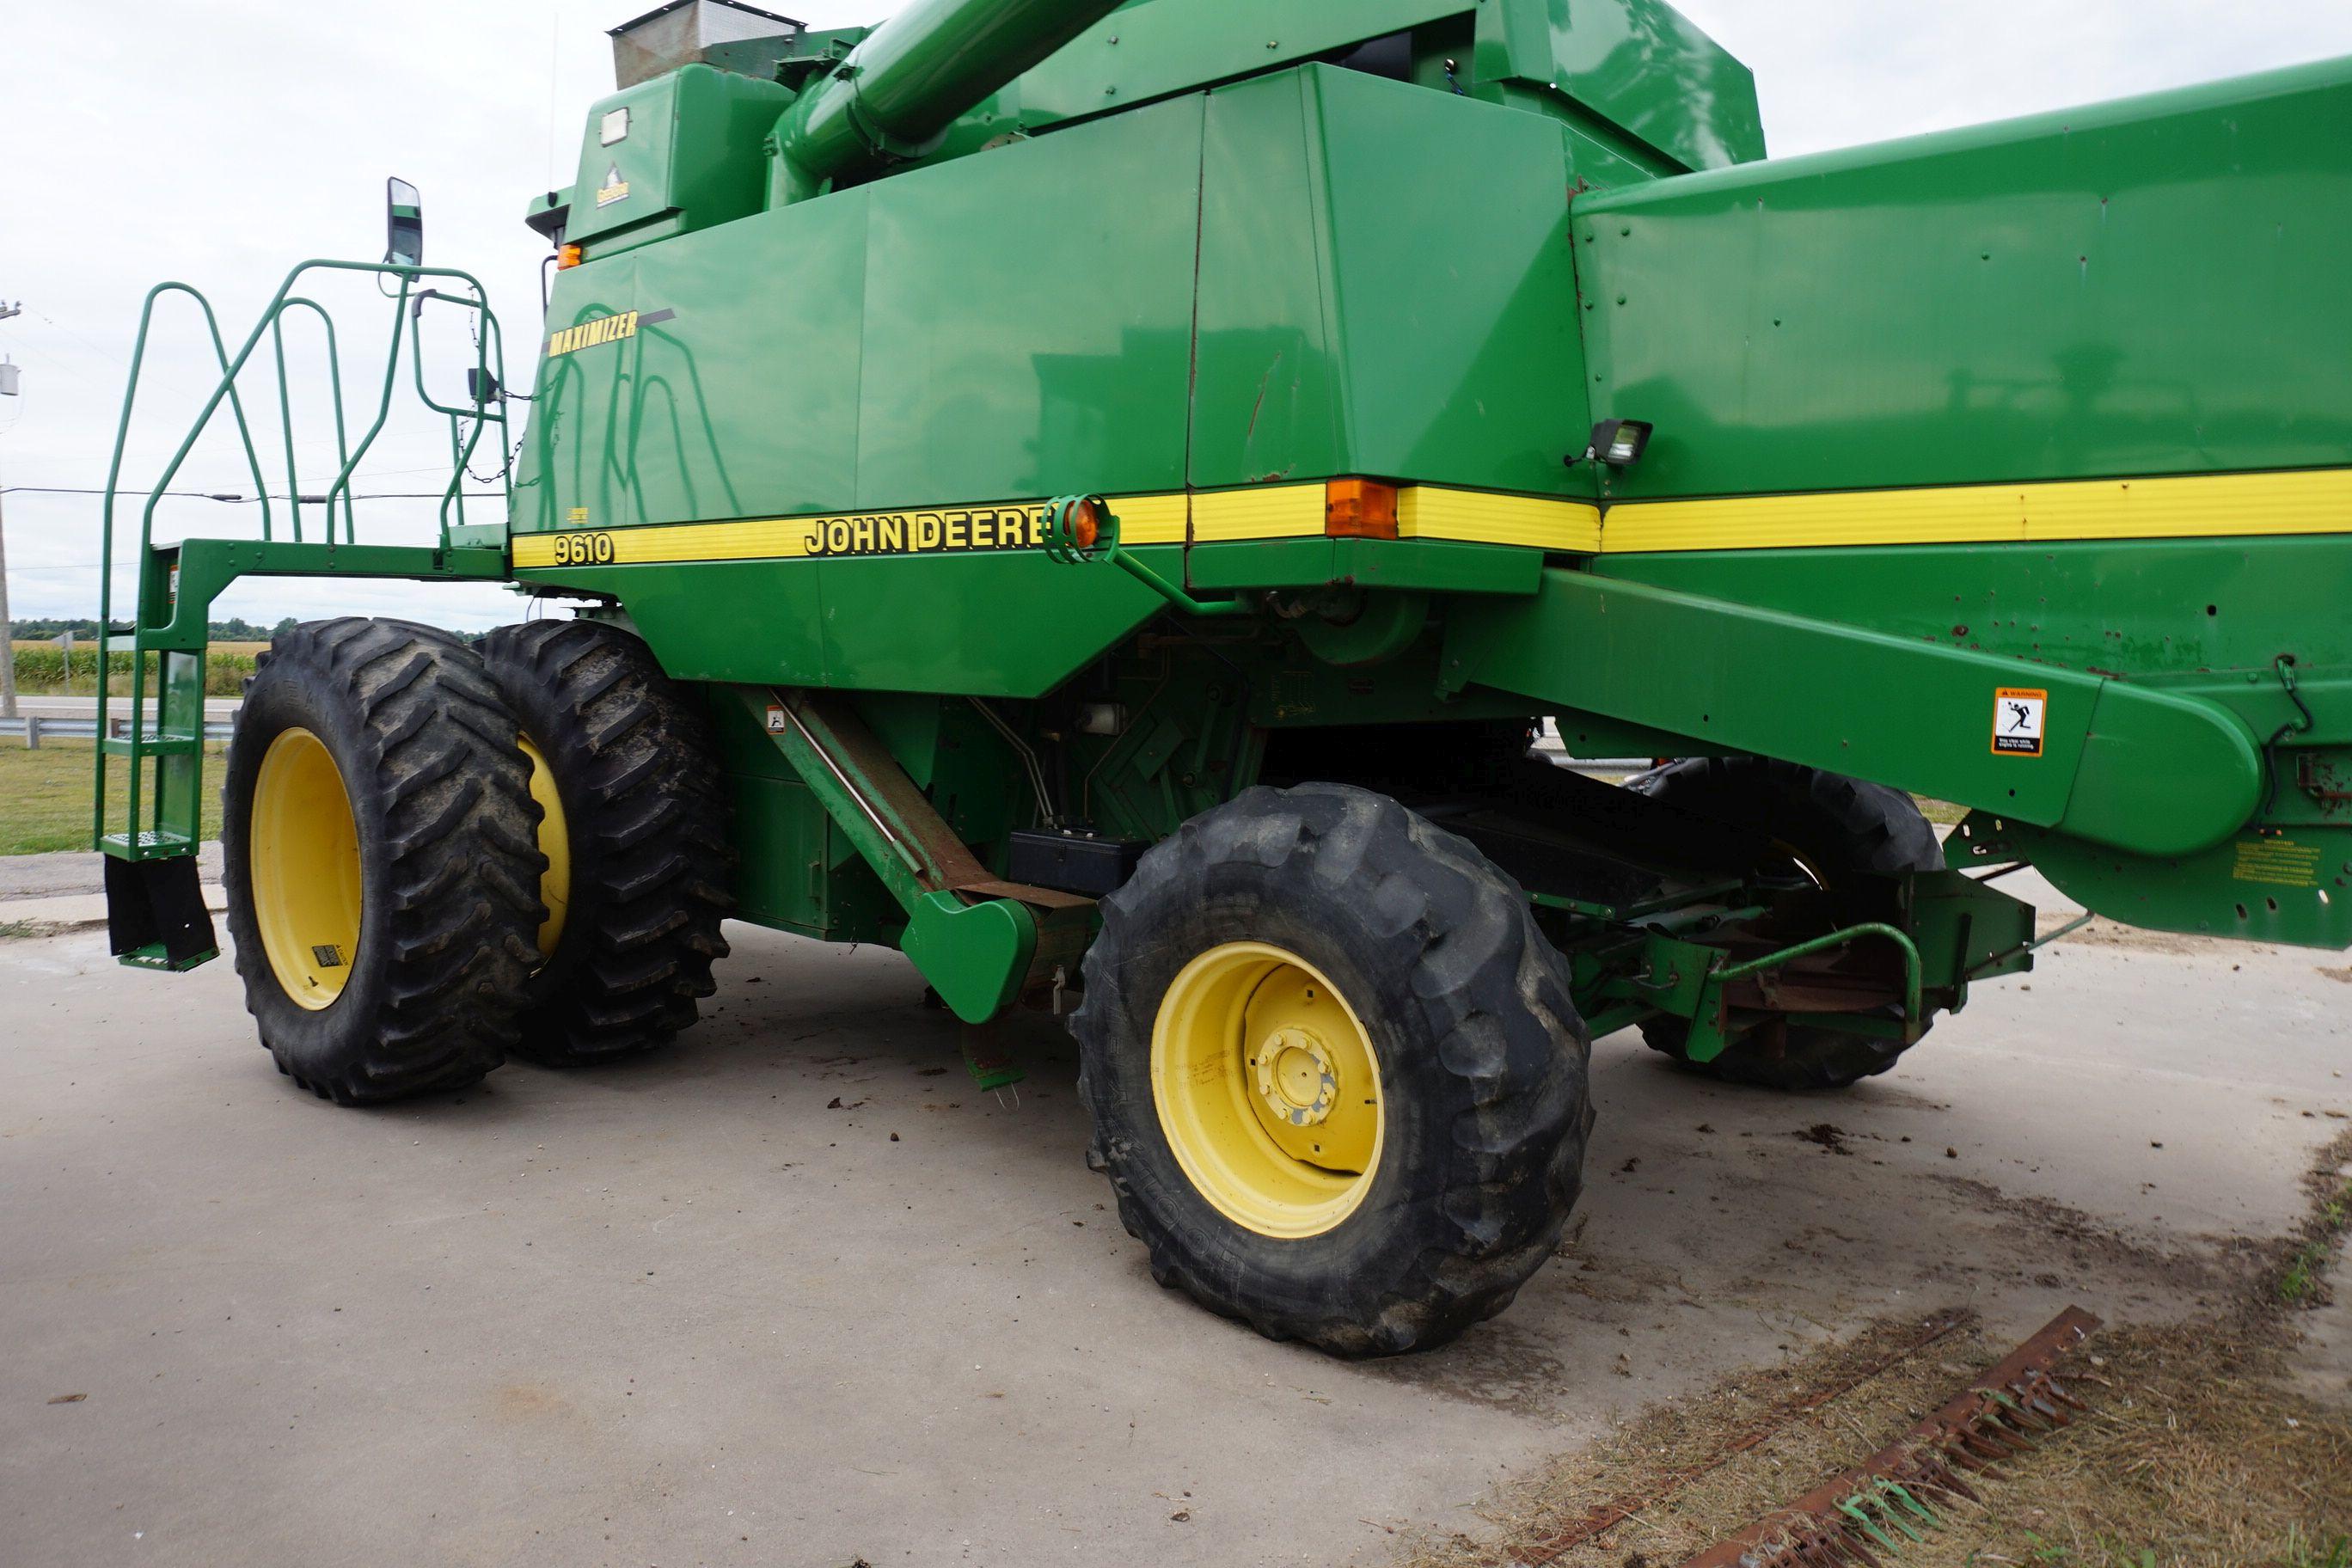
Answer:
221, 618, 545, 1105
1073, 783, 1593, 1356
478, 620, 733, 1067
1629, 756, 1943, 1090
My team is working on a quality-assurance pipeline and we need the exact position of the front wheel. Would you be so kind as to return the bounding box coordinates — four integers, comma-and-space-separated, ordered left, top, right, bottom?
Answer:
220, 619, 546, 1104
1072, 784, 1592, 1356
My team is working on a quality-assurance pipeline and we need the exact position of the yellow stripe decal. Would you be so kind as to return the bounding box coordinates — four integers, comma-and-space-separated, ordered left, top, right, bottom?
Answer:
1115, 493, 1188, 546
1399, 488, 1602, 551
1188, 484, 1326, 542
512, 470, 2352, 570
1596, 469, 2352, 554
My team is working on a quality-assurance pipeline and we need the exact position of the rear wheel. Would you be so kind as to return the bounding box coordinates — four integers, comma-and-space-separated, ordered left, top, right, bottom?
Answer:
1630, 756, 1942, 1090
221, 618, 545, 1104
1073, 783, 1592, 1356
478, 620, 732, 1067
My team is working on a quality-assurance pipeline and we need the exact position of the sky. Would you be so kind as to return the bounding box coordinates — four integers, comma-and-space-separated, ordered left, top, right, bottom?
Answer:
5, 0, 2351, 633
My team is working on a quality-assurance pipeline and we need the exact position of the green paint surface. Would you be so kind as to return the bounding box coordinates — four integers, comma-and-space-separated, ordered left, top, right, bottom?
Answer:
1576, 57, 2352, 499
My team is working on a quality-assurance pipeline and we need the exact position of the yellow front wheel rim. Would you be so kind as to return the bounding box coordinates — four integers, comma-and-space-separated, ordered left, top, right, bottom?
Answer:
250, 727, 364, 1010
1151, 942, 1384, 1239
518, 737, 571, 961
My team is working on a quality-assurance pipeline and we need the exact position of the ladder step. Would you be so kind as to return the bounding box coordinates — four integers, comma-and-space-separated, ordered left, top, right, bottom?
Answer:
99, 830, 201, 860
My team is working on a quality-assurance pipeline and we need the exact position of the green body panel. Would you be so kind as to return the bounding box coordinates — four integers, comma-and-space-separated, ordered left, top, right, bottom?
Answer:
1952, 814, 2352, 950
923, 0, 1758, 180
1575, 57, 2352, 499
521, 92, 1203, 533
1442, 564, 2266, 858
1467, 0, 1763, 171
855, 96, 1198, 505
523, 64, 1593, 550
1180, 537, 1542, 597
567, 65, 796, 253
551, 550, 1167, 695
517, 64, 1599, 694
709, 692, 903, 942
729, 685, 1044, 1021
1602, 535, 2352, 773
1187, 67, 1594, 495
528, 198, 864, 532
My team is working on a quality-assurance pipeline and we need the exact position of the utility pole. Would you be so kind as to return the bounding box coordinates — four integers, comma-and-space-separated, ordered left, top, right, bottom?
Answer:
0, 299, 20, 721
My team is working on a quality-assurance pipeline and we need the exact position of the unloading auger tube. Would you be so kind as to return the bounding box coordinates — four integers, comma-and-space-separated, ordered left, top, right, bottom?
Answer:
767, 0, 1127, 205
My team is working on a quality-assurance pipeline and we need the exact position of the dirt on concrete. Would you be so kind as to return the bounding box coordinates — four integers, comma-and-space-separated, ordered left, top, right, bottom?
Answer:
3, 902, 2349, 1566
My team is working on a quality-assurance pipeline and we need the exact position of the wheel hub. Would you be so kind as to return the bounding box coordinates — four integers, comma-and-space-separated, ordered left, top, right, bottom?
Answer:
1253, 1029, 1338, 1126
1148, 942, 1386, 1239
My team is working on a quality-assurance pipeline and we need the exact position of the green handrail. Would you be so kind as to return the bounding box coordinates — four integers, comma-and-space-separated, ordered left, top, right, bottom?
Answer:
269, 297, 356, 544
94, 282, 277, 851
95, 258, 511, 861
405, 287, 511, 535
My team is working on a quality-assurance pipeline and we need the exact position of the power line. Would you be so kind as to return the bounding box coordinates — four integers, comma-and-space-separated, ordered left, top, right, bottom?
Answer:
1, 486, 505, 502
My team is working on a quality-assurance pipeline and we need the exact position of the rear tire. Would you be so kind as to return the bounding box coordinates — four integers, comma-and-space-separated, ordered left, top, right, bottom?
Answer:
220, 618, 545, 1105
478, 619, 732, 1067
1073, 783, 1592, 1356
1629, 756, 1942, 1090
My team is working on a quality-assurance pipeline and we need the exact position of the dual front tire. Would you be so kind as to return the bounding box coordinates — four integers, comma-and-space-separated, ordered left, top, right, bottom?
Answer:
221, 617, 730, 1104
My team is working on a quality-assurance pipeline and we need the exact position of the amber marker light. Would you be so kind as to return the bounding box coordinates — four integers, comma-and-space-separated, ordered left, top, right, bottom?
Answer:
1325, 477, 1400, 539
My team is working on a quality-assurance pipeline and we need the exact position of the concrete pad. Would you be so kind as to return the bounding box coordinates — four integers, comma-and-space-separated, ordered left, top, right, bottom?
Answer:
2, 918, 2346, 1568
0, 845, 224, 903
0, 885, 226, 934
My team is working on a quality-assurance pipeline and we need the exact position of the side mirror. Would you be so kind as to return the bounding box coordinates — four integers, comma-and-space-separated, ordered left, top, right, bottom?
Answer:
385, 177, 424, 268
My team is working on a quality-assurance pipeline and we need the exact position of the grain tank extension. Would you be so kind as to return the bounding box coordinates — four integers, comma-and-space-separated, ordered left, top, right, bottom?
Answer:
95, 0, 2352, 1354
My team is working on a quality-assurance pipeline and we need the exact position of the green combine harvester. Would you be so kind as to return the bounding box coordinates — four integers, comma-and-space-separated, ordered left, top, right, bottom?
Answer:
94, 0, 2351, 1354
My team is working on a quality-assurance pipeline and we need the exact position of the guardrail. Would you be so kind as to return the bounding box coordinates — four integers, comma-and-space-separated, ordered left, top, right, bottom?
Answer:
4, 715, 236, 749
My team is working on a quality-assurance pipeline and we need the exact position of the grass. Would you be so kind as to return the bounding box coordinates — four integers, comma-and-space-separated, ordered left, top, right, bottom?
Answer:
2281, 1179, 2352, 1306
0, 738, 227, 855
1915, 796, 1972, 826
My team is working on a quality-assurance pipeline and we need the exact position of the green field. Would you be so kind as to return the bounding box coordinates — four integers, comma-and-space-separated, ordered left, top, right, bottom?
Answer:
0, 740, 227, 856
10, 643, 260, 698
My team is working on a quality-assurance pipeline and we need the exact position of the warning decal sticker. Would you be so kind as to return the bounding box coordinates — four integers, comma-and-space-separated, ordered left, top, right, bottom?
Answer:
1992, 688, 2047, 756
2232, 836, 2324, 888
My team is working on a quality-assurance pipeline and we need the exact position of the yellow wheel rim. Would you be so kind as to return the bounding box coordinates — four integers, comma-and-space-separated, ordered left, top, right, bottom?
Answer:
1150, 942, 1384, 1239
249, 727, 363, 1010
518, 736, 571, 961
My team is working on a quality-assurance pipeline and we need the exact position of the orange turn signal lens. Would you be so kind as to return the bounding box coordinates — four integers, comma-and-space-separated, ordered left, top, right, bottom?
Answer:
556, 243, 584, 270
1325, 477, 1399, 539
1070, 499, 1101, 551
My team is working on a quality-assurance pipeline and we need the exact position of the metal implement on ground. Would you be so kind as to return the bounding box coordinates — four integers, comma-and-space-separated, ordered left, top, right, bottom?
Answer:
91, 0, 2352, 1355
1680, 1307, 2103, 1568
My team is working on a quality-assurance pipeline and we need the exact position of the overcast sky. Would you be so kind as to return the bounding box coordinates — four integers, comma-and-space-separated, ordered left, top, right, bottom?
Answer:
7, 1, 2351, 631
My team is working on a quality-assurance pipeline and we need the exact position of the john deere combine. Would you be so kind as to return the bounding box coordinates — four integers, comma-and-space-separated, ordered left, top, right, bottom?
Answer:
95, 0, 2352, 1354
